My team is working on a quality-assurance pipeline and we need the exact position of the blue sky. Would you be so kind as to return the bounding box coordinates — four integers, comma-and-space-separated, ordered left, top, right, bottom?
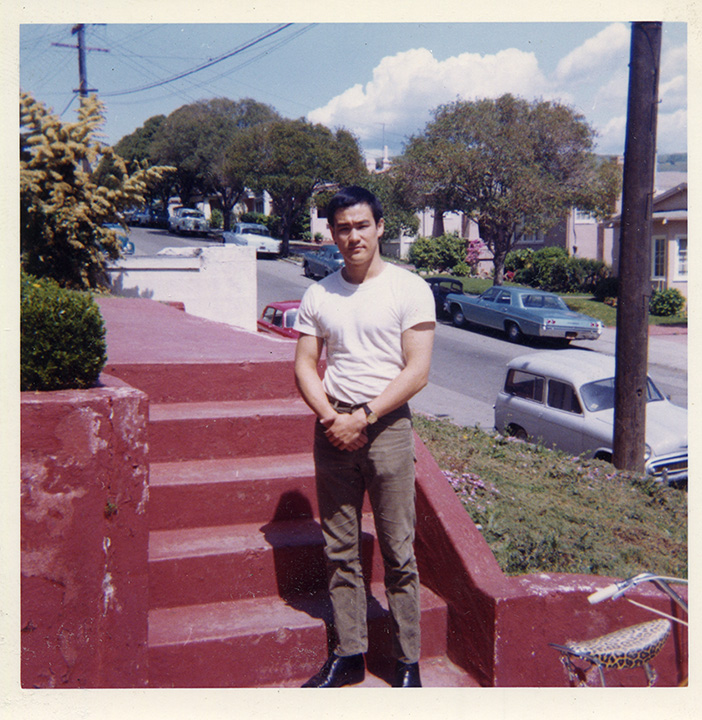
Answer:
19, 21, 688, 163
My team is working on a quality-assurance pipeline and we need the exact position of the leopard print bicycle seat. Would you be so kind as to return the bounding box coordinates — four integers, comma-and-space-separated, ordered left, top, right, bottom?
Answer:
550, 618, 672, 686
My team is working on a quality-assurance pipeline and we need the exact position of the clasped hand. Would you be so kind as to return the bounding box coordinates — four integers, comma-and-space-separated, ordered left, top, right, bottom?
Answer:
321, 410, 368, 451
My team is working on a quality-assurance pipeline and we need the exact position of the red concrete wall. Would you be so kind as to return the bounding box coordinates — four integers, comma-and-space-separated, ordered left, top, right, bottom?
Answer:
413, 435, 687, 687
21, 374, 149, 688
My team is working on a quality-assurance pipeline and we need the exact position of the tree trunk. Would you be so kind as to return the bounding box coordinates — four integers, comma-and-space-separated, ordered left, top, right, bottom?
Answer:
432, 206, 445, 237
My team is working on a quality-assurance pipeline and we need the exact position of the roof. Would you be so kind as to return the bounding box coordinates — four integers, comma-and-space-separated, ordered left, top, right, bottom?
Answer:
507, 349, 616, 386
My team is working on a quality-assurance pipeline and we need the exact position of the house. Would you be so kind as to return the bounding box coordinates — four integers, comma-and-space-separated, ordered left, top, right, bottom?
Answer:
610, 181, 688, 298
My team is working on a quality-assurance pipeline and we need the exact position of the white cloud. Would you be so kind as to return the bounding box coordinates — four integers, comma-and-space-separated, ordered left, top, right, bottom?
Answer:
656, 108, 687, 153
308, 46, 552, 145
555, 23, 630, 82
595, 115, 627, 155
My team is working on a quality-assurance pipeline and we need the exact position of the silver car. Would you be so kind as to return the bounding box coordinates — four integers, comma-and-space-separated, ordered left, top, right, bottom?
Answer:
494, 349, 687, 483
169, 208, 209, 236
222, 223, 282, 256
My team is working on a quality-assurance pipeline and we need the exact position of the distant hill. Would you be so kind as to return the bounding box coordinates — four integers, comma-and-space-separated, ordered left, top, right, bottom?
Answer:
658, 153, 687, 172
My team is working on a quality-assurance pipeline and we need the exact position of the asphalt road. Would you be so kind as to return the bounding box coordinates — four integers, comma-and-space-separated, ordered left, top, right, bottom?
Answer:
125, 225, 688, 429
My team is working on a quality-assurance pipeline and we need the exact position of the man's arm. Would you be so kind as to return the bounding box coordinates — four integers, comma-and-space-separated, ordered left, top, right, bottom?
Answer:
363, 321, 435, 419
320, 321, 435, 447
294, 333, 368, 451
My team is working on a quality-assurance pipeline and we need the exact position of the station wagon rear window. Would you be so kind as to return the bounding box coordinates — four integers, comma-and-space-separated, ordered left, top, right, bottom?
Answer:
504, 369, 544, 402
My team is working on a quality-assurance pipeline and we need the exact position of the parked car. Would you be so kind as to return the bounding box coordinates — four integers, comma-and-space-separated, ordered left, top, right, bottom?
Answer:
222, 223, 282, 256
444, 285, 603, 343
425, 276, 465, 317
257, 300, 301, 339
301, 245, 345, 279
131, 208, 152, 227
148, 207, 170, 229
494, 349, 688, 484
169, 208, 209, 236
103, 223, 135, 255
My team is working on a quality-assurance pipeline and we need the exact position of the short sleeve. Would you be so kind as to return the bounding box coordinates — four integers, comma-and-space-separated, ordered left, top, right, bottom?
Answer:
399, 273, 436, 331
293, 285, 323, 337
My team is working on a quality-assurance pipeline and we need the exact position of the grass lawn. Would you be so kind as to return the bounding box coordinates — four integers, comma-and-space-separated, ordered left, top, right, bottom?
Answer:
413, 415, 687, 579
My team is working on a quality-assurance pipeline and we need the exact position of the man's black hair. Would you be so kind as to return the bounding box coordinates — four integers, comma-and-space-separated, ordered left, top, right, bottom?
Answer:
327, 186, 383, 226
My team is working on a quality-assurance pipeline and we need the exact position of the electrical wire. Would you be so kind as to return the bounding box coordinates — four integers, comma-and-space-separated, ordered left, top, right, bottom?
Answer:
101, 24, 294, 98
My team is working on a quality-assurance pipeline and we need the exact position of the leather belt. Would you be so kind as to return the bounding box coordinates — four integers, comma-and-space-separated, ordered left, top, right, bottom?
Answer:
327, 394, 361, 412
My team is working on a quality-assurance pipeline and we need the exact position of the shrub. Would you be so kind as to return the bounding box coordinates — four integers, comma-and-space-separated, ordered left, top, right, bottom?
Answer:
508, 246, 610, 294
649, 288, 686, 317
21, 272, 107, 391
593, 276, 619, 302
409, 233, 466, 273
209, 209, 223, 229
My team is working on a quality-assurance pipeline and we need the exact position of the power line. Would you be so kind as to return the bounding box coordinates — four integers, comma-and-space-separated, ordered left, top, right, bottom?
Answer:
101, 24, 294, 98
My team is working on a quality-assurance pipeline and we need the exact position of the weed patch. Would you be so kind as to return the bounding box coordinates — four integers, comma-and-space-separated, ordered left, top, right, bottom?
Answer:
414, 415, 687, 578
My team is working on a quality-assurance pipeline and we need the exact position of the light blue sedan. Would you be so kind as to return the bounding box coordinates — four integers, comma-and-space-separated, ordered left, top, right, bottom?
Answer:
444, 285, 603, 343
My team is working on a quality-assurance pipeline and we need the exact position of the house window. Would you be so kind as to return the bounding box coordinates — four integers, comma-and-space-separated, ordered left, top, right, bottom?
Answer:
651, 237, 666, 280
675, 237, 688, 279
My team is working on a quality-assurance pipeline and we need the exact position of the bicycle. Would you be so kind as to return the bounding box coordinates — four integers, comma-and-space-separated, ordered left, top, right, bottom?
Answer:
549, 572, 688, 687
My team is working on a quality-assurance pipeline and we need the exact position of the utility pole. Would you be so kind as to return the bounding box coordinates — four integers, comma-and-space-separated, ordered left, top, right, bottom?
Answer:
52, 24, 108, 99
613, 22, 662, 473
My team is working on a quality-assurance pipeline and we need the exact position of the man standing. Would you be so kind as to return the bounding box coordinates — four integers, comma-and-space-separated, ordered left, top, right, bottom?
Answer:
294, 186, 435, 687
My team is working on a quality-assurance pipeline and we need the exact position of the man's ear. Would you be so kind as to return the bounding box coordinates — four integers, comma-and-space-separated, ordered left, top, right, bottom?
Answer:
377, 217, 385, 238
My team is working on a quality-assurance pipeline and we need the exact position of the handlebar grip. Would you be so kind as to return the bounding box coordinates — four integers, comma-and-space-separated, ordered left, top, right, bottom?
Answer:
588, 584, 619, 604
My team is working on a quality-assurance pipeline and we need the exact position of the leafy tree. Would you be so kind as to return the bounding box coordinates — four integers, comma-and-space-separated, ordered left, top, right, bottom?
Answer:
399, 94, 622, 284
20, 92, 173, 289
113, 115, 171, 207
248, 120, 366, 255
146, 98, 279, 227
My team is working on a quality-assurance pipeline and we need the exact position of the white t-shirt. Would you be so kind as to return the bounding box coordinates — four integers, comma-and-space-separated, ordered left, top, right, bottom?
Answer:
294, 263, 436, 404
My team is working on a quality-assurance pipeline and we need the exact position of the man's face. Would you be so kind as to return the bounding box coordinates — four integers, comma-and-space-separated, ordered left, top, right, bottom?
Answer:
329, 203, 384, 268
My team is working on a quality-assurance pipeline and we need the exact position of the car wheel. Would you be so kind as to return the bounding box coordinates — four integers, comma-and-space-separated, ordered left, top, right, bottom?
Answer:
506, 424, 528, 441
506, 322, 523, 343
451, 306, 466, 328
303, 262, 313, 278
594, 451, 613, 464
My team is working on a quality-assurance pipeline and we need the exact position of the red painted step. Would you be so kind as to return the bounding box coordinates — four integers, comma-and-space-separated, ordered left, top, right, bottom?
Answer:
104, 360, 300, 404
148, 583, 449, 688
149, 453, 319, 529
262, 654, 482, 688
149, 452, 373, 529
148, 397, 316, 462
149, 514, 386, 609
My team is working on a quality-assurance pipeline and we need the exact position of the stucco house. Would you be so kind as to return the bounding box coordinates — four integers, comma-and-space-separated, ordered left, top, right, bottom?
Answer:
609, 181, 688, 298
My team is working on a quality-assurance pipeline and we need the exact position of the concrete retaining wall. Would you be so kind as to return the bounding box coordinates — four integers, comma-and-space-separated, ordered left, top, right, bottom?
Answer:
20, 375, 150, 688
106, 245, 257, 331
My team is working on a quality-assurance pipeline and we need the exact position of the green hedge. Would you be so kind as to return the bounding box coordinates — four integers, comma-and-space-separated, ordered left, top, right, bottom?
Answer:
649, 288, 686, 317
21, 272, 107, 392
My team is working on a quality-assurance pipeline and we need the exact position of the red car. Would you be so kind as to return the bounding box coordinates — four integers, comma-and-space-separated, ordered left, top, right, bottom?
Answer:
257, 300, 301, 339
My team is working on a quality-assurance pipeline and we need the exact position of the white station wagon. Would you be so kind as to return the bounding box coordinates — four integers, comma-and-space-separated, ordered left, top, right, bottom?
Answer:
494, 349, 687, 484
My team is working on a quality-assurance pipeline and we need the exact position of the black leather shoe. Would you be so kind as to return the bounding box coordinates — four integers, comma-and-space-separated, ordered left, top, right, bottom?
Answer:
302, 653, 365, 687
392, 661, 422, 687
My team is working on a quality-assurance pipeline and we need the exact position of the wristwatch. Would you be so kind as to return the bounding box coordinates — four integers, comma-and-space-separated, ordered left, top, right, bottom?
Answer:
361, 403, 378, 425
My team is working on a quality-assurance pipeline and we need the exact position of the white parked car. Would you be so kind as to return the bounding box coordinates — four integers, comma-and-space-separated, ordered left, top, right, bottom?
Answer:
222, 223, 282, 256
169, 208, 209, 236
494, 349, 687, 484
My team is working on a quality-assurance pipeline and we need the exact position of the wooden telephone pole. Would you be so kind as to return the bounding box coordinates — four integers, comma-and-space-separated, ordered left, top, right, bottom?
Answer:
613, 22, 662, 472
52, 24, 108, 99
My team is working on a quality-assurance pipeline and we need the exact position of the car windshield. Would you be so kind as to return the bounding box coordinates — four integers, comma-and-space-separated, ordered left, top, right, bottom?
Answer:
183, 210, 204, 218
521, 294, 568, 310
242, 225, 270, 237
284, 310, 298, 328
580, 376, 665, 412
